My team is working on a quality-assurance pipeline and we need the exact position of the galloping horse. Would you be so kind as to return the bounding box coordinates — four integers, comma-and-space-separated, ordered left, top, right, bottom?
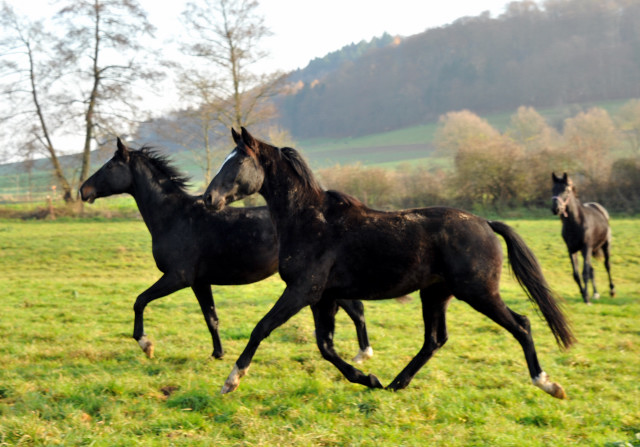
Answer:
203, 128, 574, 399
551, 172, 615, 304
79, 138, 374, 362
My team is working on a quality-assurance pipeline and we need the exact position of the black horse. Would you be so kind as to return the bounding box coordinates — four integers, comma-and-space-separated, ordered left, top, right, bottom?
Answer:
79, 138, 374, 362
203, 128, 575, 399
551, 172, 615, 304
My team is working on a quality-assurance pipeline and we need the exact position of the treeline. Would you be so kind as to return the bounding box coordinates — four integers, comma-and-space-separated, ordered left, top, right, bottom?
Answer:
287, 33, 396, 85
315, 102, 640, 214
276, 0, 640, 138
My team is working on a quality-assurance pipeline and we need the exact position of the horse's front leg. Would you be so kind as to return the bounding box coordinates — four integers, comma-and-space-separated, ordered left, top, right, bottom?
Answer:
133, 273, 185, 358
581, 249, 595, 303
192, 282, 224, 359
221, 285, 316, 394
569, 252, 587, 303
312, 298, 383, 388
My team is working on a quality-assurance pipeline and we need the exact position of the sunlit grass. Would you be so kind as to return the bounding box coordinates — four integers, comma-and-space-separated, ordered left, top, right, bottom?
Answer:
0, 218, 638, 446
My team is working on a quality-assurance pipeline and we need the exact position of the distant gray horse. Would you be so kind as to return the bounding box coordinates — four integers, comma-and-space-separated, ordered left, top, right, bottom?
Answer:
551, 172, 615, 304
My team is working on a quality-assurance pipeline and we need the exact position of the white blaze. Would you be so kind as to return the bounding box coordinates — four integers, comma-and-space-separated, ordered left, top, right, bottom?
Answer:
216, 150, 238, 175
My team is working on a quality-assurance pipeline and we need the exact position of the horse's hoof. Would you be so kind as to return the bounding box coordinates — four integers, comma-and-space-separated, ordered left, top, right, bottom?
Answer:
137, 336, 154, 359
212, 351, 224, 360
220, 364, 248, 394
221, 381, 239, 394
385, 378, 407, 391
550, 383, 567, 399
592, 293, 600, 300
610, 288, 616, 297
533, 372, 566, 399
367, 374, 383, 389
352, 346, 373, 364
385, 382, 399, 392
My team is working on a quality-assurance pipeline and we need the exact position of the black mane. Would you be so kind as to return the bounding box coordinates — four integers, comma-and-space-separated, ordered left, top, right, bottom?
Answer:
132, 146, 191, 193
326, 189, 365, 208
280, 147, 322, 192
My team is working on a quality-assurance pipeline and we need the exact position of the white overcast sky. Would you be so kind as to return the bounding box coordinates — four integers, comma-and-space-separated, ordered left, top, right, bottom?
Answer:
12, 0, 512, 74
163, 0, 511, 73
5, 0, 513, 151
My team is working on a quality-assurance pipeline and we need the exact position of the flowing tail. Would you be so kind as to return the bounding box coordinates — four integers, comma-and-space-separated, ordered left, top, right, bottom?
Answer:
488, 221, 575, 349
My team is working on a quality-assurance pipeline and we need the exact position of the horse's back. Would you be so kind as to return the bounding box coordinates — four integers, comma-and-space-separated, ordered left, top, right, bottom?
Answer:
585, 202, 610, 222
324, 206, 502, 300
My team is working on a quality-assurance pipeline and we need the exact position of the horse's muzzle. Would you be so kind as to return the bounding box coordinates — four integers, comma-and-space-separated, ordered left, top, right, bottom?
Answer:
204, 192, 225, 211
80, 185, 96, 204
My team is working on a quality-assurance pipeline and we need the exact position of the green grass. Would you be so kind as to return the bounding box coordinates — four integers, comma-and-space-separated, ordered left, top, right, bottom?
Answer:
300, 123, 439, 152
0, 217, 639, 446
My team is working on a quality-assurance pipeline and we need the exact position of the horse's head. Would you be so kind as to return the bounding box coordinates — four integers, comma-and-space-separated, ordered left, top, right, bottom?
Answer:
204, 127, 265, 210
551, 172, 573, 217
80, 138, 134, 203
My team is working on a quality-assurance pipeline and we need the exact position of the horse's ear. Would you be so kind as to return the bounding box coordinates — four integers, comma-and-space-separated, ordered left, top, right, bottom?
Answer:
562, 172, 568, 183
552, 172, 559, 182
241, 127, 257, 150
231, 128, 241, 145
116, 137, 130, 162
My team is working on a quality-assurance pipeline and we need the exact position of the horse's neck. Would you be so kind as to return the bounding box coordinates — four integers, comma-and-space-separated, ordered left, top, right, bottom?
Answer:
261, 163, 322, 233
130, 163, 188, 233
563, 193, 584, 224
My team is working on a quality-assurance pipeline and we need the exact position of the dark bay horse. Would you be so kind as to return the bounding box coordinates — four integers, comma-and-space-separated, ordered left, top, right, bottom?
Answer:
203, 128, 575, 399
551, 172, 615, 304
79, 138, 374, 362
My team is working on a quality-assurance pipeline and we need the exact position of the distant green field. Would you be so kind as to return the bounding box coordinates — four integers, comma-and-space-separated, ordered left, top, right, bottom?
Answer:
0, 97, 635, 202
0, 217, 638, 445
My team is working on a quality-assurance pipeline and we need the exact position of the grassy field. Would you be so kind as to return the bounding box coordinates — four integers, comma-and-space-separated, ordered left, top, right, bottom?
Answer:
0, 216, 639, 446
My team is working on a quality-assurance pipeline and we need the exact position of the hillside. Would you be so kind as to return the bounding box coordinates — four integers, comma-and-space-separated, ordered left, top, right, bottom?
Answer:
275, 0, 640, 138
4, 0, 640, 204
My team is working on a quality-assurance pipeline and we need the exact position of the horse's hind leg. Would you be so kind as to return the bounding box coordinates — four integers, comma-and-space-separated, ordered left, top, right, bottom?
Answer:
387, 284, 452, 391
192, 282, 224, 359
133, 273, 185, 358
602, 240, 615, 296
337, 299, 373, 363
459, 290, 566, 399
312, 299, 383, 389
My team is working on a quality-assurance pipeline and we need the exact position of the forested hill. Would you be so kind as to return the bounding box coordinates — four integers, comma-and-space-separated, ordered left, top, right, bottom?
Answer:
275, 0, 640, 139
286, 33, 397, 85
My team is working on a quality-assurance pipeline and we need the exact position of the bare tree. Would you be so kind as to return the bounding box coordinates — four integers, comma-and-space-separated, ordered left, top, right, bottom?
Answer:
0, 4, 73, 198
179, 0, 285, 132
176, 69, 227, 186
0, 0, 162, 201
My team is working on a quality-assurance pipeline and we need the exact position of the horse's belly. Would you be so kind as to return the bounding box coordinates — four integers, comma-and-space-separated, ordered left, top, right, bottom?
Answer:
325, 262, 438, 300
